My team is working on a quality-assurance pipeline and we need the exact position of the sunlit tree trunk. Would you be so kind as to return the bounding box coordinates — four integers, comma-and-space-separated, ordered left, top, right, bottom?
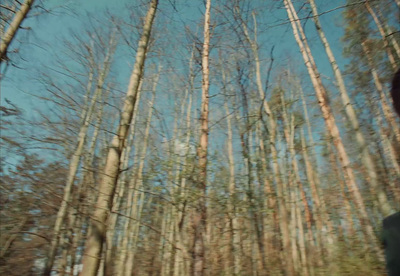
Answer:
68, 85, 109, 276
124, 71, 159, 276
80, 1, 158, 275
116, 70, 158, 276
309, 0, 393, 217
193, 1, 211, 275
60, 87, 110, 276
0, 0, 34, 62
284, 0, 383, 260
224, 100, 242, 275
104, 79, 143, 276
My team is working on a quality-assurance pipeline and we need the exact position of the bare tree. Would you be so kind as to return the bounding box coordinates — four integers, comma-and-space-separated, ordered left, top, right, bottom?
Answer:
308, 0, 393, 217
193, 1, 211, 275
43, 31, 116, 276
80, 1, 158, 275
283, 0, 383, 260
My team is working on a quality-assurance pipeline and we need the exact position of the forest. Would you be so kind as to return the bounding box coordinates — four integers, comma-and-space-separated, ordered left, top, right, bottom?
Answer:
1, 0, 399, 275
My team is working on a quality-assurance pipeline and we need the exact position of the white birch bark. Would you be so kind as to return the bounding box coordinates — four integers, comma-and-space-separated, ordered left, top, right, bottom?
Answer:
224, 101, 242, 275
0, 0, 34, 62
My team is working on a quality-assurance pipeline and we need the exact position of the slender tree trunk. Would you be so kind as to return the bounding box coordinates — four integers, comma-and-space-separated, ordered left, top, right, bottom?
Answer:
280, 88, 310, 276
44, 38, 115, 276
298, 82, 334, 263
278, 89, 300, 275
364, 1, 398, 70
173, 47, 195, 276
173, 106, 194, 276
69, 86, 108, 276
80, 1, 158, 275
284, 0, 383, 260
300, 128, 334, 257
104, 79, 143, 276
327, 137, 355, 240
362, 41, 400, 145
0, 0, 34, 63
219, 62, 243, 272
238, 11, 294, 275
224, 101, 242, 275
161, 66, 192, 276
125, 77, 158, 276
366, 0, 400, 60
373, 103, 400, 202
124, 191, 153, 276
309, 0, 393, 217
193, 1, 211, 275
116, 71, 158, 276
256, 123, 279, 269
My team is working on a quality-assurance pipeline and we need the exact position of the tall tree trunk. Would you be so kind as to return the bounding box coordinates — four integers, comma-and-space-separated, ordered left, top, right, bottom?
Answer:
238, 11, 294, 275
366, 0, 400, 61
298, 79, 334, 261
193, 1, 211, 275
224, 100, 242, 275
61, 84, 109, 276
308, 0, 393, 217
69, 86, 108, 276
173, 47, 195, 276
256, 122, 279, 269
161, 66, 191, 276
364, 1, 398, 70
104, 79, 143, 276
280, 87, 310, 276
80, 1, 158, 275
300, 128, 334, 255
44, 37, 115, 276
125, 72, 159, 276
116, 71, 158, 276
284, 0, 383, 260
362, 41, 400, 145
0, 0, 34, 63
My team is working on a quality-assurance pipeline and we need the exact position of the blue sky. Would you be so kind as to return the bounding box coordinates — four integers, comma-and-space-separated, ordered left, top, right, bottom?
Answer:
1, 0, 358, 166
